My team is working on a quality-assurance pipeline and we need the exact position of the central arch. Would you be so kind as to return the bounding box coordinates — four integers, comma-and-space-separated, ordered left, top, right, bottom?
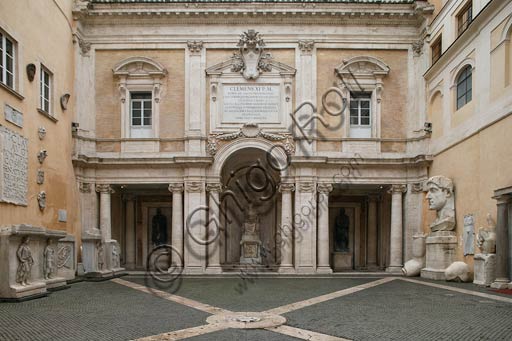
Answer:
218, 146, 282, 269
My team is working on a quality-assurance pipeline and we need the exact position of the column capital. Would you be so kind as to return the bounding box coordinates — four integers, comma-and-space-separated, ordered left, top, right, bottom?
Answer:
298, 40, 315, 55
185, 181, 204, 193
317, 183, 333, 194
95, 184, 114, 194
168, 183, 184, 193
368, 193, 381, 202
79, 182, 91, 193
279, 183, 295, 193
297, 182, 315, 193
187, 40, 203, 55
388, 184, 407, 194
206, 183, 222, 193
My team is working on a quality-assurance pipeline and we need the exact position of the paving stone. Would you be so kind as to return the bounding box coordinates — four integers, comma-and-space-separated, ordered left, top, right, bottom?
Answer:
0, 280, 208, 341
187, 328, 300, 341
283, 280, 512, 341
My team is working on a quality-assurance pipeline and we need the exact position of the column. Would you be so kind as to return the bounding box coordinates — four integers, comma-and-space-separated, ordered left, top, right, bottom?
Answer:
184, 41, 205, 154
96, 184, 114, 242
491, 194, 510, 289
124, 194, 136, 269
168, 183, 184, 266
387, 185, 406, 273
317, 183, 333, 274
367, 194, 379, 270
206, 183, 222, 274
278, 183, 295, 273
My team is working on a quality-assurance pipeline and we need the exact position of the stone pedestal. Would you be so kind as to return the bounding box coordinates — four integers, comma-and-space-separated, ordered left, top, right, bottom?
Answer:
421, 231, 457, 280
473, 254, 496, 286
81, 229, 102, 274
0, 225, 71, 301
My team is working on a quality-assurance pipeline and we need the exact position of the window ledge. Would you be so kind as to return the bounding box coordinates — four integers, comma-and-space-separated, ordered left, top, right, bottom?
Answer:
37, 108, 58, 123
0, 82, 24, 100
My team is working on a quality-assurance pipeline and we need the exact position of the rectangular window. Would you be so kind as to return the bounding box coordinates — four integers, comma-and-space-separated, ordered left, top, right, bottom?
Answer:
349, 93, 371, 126
0, 29, 16, 89
431, 35, 442, 64
457, 2, 472, 36
40, 67, 52, 113
130, 92, 152, 127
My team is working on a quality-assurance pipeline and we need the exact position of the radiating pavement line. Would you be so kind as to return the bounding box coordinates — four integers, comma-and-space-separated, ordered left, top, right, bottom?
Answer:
134, 324, 228, 341
264, 277, 397, 315
399, 277, 512, 304
266, 325, 351, 341
111, 278, 231, 314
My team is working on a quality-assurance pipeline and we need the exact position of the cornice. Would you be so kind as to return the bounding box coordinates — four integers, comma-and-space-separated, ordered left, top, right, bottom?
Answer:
74, 3, 424, 26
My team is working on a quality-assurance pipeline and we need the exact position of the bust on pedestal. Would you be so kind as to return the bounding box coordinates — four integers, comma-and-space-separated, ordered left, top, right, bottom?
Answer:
421, 176, 458, 280
473, 214, 497, 286
240, 205, 262, 264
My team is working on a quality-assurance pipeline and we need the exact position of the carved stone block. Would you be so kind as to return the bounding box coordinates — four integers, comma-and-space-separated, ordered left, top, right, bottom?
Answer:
473, 254, 496, 286
0, 125, 28, 206
421, 231, 457, 280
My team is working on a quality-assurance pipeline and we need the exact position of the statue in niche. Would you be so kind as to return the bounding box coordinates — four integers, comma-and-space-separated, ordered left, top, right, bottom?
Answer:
112, 243, 120, 269
16, 237, 34, 285
97, 241, 104, 271
334, 208, 350, 252
425, 176, 455, 232
43, 239, 56, 279
240, 204, 262, 263
152, 208, 168, 246
476, 214, 497, 254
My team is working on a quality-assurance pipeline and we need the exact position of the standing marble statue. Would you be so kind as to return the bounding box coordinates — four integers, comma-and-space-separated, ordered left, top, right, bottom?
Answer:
16, 237, 34, 285
97, 241, 104, 271
112, 244, 120, 269
425, 176, 455, 231
43, 239, 56, 279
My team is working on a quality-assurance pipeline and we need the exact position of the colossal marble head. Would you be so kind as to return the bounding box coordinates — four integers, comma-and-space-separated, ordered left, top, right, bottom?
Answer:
425, 175, 455, 232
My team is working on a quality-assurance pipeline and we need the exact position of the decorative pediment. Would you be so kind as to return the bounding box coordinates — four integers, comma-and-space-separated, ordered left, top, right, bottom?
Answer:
206, 57, 296, 78
335, 56, 390, 78
113, 57, 167, 78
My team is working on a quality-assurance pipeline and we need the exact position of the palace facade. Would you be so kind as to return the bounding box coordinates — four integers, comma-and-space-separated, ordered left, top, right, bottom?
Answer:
1, 0, 511, 298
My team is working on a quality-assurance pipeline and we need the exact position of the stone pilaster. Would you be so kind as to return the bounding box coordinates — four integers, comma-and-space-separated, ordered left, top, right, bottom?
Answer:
168, 183, 184, 266
387, 185, 406, 273
185, 41, 205, 154
123, 194, 136, 269
278, 183, 295, 273
183, 181, 207, 273
367, 194, 380, 270
294, 181, 317, 274
206, 183, 222, 274
317, 183, 333, 274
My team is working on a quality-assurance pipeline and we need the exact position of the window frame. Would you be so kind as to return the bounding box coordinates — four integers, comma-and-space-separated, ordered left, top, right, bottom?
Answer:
130, 92, 153, 128
456, 65, 472, 110
456, 2, 473, 37
0, 28, 16, 90
349, 93, 372, 127
431, 35, 442, 65
39, 65, 52, 114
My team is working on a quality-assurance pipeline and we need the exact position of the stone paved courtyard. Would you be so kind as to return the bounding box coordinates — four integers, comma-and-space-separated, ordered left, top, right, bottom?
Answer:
1, 275, 512, 341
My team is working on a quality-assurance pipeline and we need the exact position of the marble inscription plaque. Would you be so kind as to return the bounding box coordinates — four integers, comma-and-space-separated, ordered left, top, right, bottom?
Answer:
223, 84, 280, 123
0, 125, 28, 205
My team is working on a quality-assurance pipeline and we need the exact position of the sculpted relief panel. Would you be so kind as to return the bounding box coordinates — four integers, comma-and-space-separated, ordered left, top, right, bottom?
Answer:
0, 125, 28, 205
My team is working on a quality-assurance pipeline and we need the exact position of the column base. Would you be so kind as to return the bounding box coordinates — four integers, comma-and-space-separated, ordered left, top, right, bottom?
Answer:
183, 267, 206, 275
386, 266, 403, 274
316, 266, 333, 274
295, 266, 317, 274
205, 266, 222, 274
491, 279, 511, 289
277, 265, 295, 274
420, 268, 446, 280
